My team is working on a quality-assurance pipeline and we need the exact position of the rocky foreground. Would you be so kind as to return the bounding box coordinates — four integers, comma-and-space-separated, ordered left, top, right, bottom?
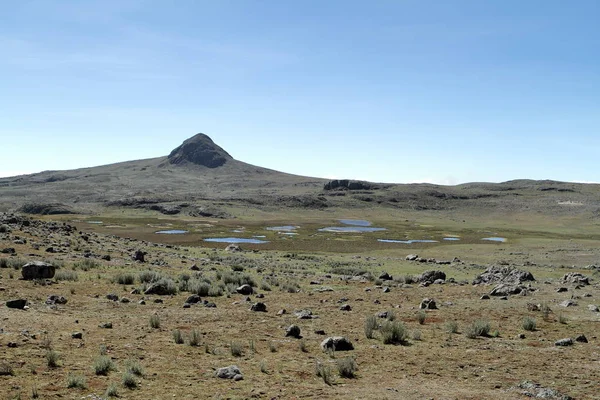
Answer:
1, 213, 599, 399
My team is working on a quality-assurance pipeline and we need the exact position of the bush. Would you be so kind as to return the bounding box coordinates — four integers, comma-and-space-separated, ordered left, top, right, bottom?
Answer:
445, 321, 459, 334
105, 383, 119, 397
416, 311, 426, 325
412, 330, 422, 341
336, 357, 357, 378
522, 317, 536, 331
188, 329, 201, 347
541, 303, 551, 320
465, 320, 491, 339
67, 374, 87, 389
94, 356, 116, 376
558, 314, 568, 324
0, 363, 14, 376
260, 281, 272, 291
138, 270, 163, 283
380, 321, 408, 345
115, 273, 135, 285
55, 270, 78, 281
149, 315, 160, 329
73, 259, 99, 271
230, 341, 243, 357
126, 360, 144, 377
46, 350, 60, 368
122, 371, 137, 389
315, 361, 333, 385
364, 315, 377, 339
173, 329, 184, 344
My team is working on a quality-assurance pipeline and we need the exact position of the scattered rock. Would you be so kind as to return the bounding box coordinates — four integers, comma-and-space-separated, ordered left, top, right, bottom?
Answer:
46, 295, 67, 305
225, 244, 242, 253
406, 254, 419, 261
420, 298, 437, 310
320, 336, 354, 351
250, 302, 267, 312
480, 294, 490, 300
517, 381, 573, 400
99, 322, 113, 329
120, 297, 130, 303
339, 304, 352, 311
133, 250, 146, 262
418, 270, 446, 284
575, 334, 588, 343
556, 287, 568, 293
106, 294, 119, 301
21, 261, 55, 280
560, 300, 577, 307
587, 304, 599, 312
490, 284, 525, 296
554, 338, 574, 347
236, 284, 253, 295
382, 287, 391, 293
71, 332, 83, 339
295, 309, 315, 319
285, 325, 301, 338
277, 309, 287, 316
216, 365, 243, 381
562, 273, 589, 286
6, 299, 27, 309
473, 266, 534, 285
144, 282, 174, 296
379, 272, 392, 281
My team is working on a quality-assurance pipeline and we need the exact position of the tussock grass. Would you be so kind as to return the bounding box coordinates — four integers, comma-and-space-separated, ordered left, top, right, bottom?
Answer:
364, 315, 378, 339
336, 357, 357, 378
55, 270, 78, 281
94, 356, 116, 376
465, 320, 491, 339
381, 321, 408, 345
67, 374, 87, 389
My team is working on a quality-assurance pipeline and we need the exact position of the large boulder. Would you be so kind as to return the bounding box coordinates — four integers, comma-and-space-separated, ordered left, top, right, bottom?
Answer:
562, 273, 589, 285
215, 365, 243, 380
320, 336, 354, 351
419, 270, 446, 284
419, 298, 437, 309
236, 284, 253, 295
21, 261, 55, 280
6, 299, 27, 309
490, 284, 526, 296
250, 302, 267, 312
144, 282, 174, 296
473, 266, 534, 285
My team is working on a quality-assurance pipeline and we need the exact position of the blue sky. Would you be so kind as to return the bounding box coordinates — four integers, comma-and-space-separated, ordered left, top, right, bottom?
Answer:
1, 0, 599, 184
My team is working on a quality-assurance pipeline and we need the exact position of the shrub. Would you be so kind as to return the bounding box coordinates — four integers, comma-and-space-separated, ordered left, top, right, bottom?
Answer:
465, 320, 491, 339
445, 321, 459, 334
73, 259, 99, 271
364, 315, 377, 339
558, 314, 568, 324
260, 281, 272, 291
149, 315, 160, 329
299, 339, 309, 353
138, 270, 162, 283
260, 360, 268, 374
336, 357, 357, 378
231, 265, 244, 272
122, 372, 137, 389
380, 321, 408, 345
315, 361, 333, 385
0, 363, 14, 376
67, 374, 87, 389
230, 341, 243, 357
55, 270, 79, 281
188, 329, 201, 347
125, 360, 144, 377
94, 356, 116, 376
105, 383, 119, 397
46, 350, 60, 368
282, 281, 300, 293
522, 317, 536, 331
173, 329, 184, 344
269, 342, 278, 353
0, 258, 8, 268
541, 303, 551, 320
417, 311, 426, 325
115, 273, 135, 285
386, 310, 396, 321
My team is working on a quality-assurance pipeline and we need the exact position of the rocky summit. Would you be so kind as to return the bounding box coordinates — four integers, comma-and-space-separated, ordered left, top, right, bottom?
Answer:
167, 133, 232, 168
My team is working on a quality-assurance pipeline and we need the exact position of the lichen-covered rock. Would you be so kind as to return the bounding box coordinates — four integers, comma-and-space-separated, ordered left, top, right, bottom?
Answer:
21, 261, 55, 280
215, 365, 243, 380
473, 266, 534, 285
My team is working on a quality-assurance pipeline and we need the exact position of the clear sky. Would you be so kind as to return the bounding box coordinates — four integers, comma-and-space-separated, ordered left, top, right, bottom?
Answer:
1, 1, 599, 184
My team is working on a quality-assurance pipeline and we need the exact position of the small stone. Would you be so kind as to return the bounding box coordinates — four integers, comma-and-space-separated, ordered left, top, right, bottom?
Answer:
99, 322, 113, 329
277, 309, 287, 315
250, 302, 267, 312
382, 287, 391, 293
556, 287, 568, 293
420, 298, 437, 310
71, 332, 83, 339
216, 365, 243, 380
554, 338, 574, 347
120, 297, 130, 303
138, 300, 146, 305
285, 325, 301, 338
480, 295, 490, 300
575, 334, 588, 343
6, 299, 27, 309
560, 300, 577, 307
339, 304, 352, 311
236, 284, 253, 295
320, 336, 354, 351
106, 294, 119, 301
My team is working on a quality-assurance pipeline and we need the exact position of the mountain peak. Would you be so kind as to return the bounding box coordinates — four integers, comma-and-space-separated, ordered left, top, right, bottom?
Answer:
168, 133, 232, 168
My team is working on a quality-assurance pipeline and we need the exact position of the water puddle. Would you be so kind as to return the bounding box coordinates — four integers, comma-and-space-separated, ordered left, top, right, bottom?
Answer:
266, 226, 299, 231
482, 237, 507, 242
339, 219, 372, 226
443, 237, 461, 241
319, 227, 386, 233
378, 239, 438, 244
86, 221, 103, 224
204, 237, 269, 244
155, 230, 189, 234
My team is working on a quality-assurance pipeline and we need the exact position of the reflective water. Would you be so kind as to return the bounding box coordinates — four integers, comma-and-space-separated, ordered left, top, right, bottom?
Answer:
443, 237, 461, 241
204, 237, 269, 244
266, 226, 299, 231
339, 219, 372, 226
378, 239, 439, 244
482, 237, 507, 242
155, 230, 188, 234
319, 227, 386, 233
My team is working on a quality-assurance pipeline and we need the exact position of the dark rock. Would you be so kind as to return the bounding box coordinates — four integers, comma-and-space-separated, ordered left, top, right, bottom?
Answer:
106, 294, 119, 301
277, 309, 287, 315
382, 287, 391, 293
339, 304, 352, 311
255, 293, 265, 299
420, 298, 437, 310
71, 332, 83, 339
587, 305, 599, 312
183, 303, 191, 308
101, 255, 111, 261
190, 264, 200, 271
99, 322, 113, 329
215, 365, 243, 380
285, 325, 301, 338
473, 266, 534, 285
1, 247, 16, 254
138, 300, 146, 305
377, 311, 390, 318
6, 299, 27, 309
320, 336, 354, 351
133, 250, 146, 262
153, 298, 163, 304
575, 334, 588, 343
556, 287, 568, 293
379, 272, 392, 281
204, 301, 217, 308
120, 297, 130, 303
250, 302, 267, 312
236, 284, 253, 295
314, 329, 326, 335
144, 282, 173, 296
46, 295, 67, 305
130, 288, 141, 295
185, 295, 201, 304
480, 294, 491, 300
419, 270, 446, 284
554, 338, 574, 346
21, 261, 55, 280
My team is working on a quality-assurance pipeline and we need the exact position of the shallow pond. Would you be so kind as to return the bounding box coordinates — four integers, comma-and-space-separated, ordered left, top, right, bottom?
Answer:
482, 237, 507, 242
266, 225, 299, 231
155, 230, 188, 234
86, 221, 103, 224
319, 227, 386, 233
443, 237, 461, 241
378, 239, 438, 244
204, 237, 269, 244
339, 219, 372, 226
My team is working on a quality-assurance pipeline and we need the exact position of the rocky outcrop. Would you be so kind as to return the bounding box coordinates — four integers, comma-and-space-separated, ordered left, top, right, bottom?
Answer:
473, 266, 534, 285
21, 261, 55, 280
168, 133, 232, 168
